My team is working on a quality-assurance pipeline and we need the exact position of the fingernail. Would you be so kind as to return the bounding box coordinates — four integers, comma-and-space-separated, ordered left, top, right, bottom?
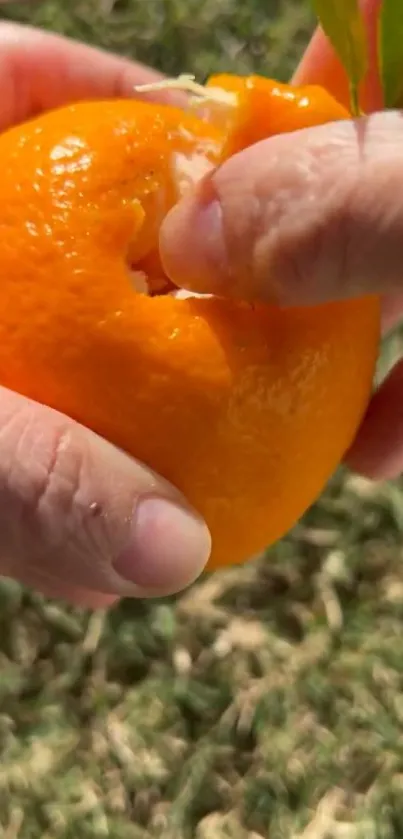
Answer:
115, 495, 211, 593
160, 195, 228, 293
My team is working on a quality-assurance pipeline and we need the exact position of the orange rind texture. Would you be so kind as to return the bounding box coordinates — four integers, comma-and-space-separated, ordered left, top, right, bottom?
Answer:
0, 78, 380, 569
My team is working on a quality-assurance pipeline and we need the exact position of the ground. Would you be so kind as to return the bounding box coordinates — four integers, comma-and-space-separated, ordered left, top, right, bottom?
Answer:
0, 1, 403, 837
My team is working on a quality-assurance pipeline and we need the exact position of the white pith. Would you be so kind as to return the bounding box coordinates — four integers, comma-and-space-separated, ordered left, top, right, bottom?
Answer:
172, 149, 214, 198
129, 146, 215, 299
130, 75, 231, 300
133, 74, 237, 109
130, 270, 149, 295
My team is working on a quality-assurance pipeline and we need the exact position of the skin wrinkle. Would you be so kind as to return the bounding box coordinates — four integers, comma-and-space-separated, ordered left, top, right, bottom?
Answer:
236, 190, 262, 298
345, 157, 403, 297
17, 427, 201, 600
253, 149, 326, 303
0, 399, 144, 597
263, 136, 360, 305
0, 24, 214, 606
210, 155, 285, 300
0, 381, 210, 598
253, 181, 307, 304
210, 170, 260, 295
0, 414, 89, 568
4, 12, 403, 594
0, 403, 52, 559
30, 430, 128, 586
160, 0, 403, 483
29, 429, 74, 526
33, 428, 87, 545
217, 128, 361, 303
211, 114, 403, 305
284, 165, 361, 304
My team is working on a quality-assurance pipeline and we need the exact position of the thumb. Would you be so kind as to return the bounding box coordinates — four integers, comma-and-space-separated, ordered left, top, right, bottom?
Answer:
0, 388, 211, 606
160, 111, 403, 307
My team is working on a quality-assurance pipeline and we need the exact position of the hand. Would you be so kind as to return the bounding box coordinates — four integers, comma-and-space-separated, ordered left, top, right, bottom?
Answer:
161, 0, 403, 483
0, 23, 211, 608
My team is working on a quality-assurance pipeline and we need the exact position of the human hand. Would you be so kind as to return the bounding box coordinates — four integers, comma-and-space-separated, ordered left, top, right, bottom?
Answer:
0, 23, 211, 608
160, 0, 403, 483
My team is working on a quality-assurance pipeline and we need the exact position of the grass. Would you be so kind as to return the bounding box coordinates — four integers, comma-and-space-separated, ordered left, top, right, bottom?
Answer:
0, 1, 403, 837
0, 0, 314, 80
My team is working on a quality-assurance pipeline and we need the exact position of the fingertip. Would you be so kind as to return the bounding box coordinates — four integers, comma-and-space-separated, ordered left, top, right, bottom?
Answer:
160, 193, 228, 296
114, 494, 212, 597
0, 389, 211, 605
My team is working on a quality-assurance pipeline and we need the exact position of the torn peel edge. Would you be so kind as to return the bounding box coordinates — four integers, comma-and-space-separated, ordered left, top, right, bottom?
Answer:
128, 130, 219, 301
130, 269, 212, 300
133, 74, 238, 111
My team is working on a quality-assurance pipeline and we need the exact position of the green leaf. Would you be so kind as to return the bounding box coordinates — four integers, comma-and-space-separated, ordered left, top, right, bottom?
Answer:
312, 0, 368, 115
379, 0, 403, 108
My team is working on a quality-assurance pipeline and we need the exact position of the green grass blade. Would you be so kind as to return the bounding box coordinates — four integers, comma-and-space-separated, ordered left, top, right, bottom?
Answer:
312, 0, 368, 114
379, 0, 403, 108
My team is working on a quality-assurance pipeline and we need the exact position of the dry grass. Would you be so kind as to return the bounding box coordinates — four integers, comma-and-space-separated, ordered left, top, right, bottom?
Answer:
2, 466, 403, 838
0, 1, 403, 837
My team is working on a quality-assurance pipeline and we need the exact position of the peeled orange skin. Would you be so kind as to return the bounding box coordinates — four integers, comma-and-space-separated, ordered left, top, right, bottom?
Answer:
205, 74, 360, 158
0, 78, 380, 570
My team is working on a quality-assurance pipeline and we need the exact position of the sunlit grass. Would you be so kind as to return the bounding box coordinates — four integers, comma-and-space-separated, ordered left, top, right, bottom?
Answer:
1, 2, 403, 837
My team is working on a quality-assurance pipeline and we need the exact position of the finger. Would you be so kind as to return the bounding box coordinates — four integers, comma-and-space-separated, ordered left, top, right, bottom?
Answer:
380, 294, 403, 334
346, 359, 403, 479
3, 569, 117, 610
0, 387, 211, 605
296, 2, 403, 337
0, 21, 169, 131
293, 0, 383, 112
160, 111, 403, 306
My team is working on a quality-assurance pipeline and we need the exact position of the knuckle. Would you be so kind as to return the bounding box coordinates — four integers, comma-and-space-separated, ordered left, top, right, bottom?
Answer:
26, 423, 113, 568
0, 404, 90, 550
0, 402, 46, 506
31, 425, 84, 522
0, 398, 130, 591
0, 405, 79, 563
25, 419, 127, 576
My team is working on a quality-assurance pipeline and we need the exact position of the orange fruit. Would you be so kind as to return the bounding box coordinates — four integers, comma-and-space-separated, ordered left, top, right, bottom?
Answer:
0, 75, 380, 569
